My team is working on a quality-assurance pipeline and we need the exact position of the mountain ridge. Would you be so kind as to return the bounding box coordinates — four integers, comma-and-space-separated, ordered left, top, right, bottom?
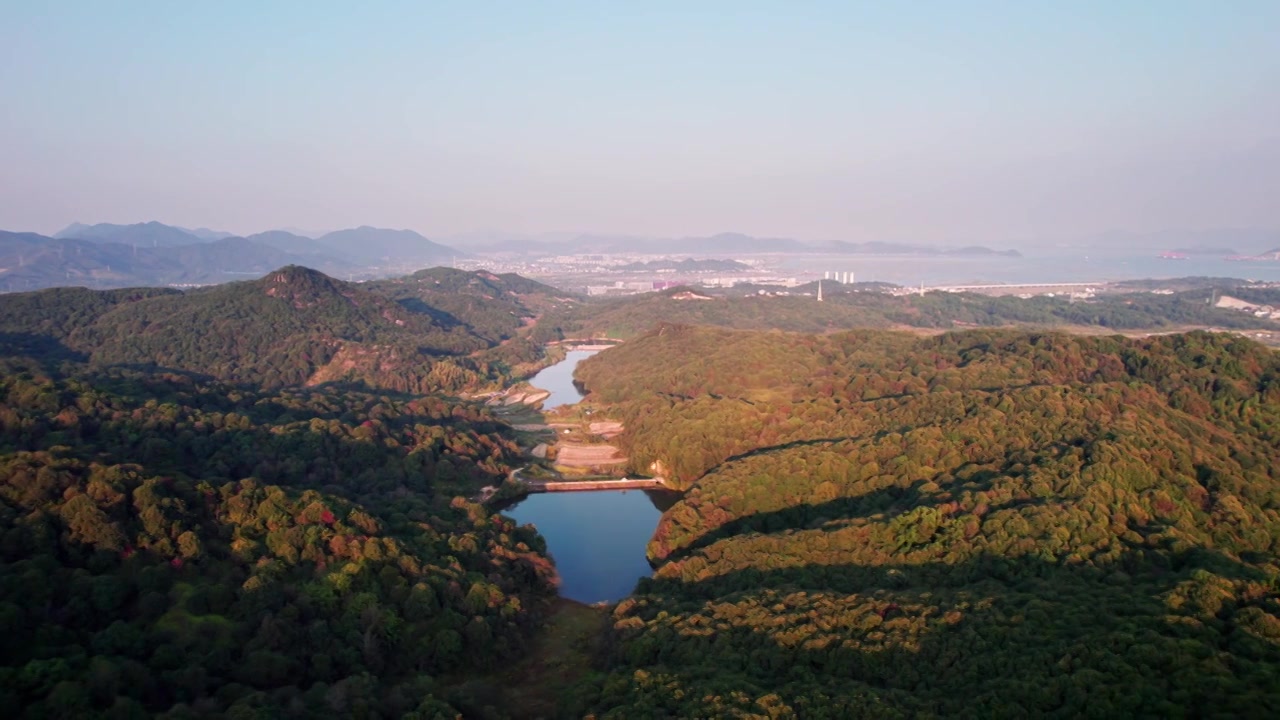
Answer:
54, 221, 205, 247
0, 264, 570, 392
0, 230, 355, 290
47, 221, 467, 268
314, 226, 463, 265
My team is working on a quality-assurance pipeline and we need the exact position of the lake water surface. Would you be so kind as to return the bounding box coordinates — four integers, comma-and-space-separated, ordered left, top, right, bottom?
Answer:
502, 489, 680, 603
528, 349, 597, 410
510, 348, 680, 603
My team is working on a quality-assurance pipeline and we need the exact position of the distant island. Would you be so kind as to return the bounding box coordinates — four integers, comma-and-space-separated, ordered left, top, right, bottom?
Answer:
616, 258, 751, 272
1170, 246, 1240, 255
824, 240, 1022, 257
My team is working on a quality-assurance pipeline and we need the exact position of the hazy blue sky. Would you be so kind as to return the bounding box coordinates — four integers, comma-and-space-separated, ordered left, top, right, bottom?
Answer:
2, 1, 1277, 243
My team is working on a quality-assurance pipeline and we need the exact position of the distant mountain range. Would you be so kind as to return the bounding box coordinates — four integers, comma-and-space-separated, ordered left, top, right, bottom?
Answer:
55, 221, 209, 248
182, 226, 238, 241
315, 226, 463, 265
31, 222, 1280, 271
446, 230, 1019, 257
0, 230, 352, 291
1, 222, 467, 291
56, 222, 462, 265
7, 222, 1033, 294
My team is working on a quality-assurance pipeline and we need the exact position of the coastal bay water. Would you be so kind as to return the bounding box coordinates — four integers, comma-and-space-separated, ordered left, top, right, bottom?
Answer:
510, 348, 679, 603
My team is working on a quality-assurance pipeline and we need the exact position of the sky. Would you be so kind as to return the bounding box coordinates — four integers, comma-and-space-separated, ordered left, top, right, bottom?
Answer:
1, 1, 1278, 245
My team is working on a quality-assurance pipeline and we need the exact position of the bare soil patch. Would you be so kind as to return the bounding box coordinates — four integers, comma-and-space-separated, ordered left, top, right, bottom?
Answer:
587, 421, 624, 438
554, 443, 626, 467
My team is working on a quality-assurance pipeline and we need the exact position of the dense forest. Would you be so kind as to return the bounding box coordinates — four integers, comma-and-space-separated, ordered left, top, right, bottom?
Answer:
0, 266, 572, 393
0, 357, 561, 717
0, 268, 580, 717
5, 265, 1280, 717
568, 325, 1280, 717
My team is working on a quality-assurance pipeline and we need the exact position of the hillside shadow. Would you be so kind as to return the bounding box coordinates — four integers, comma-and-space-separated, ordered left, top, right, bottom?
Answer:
395, 297, 465, 328
3, 364, 518, 504
711, 434, 881, 468
608, 548, 1280, 717
0, 331, 88, 367
659, 456, 1063, 564
655, 484, 1058, 569
87, 363, 218, 386
78, 367, 503, 423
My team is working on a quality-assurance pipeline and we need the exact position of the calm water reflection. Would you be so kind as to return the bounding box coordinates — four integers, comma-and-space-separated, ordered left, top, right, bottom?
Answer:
528, 350, 598, 410
514, 348, 680, 603
502, 489, 680, 604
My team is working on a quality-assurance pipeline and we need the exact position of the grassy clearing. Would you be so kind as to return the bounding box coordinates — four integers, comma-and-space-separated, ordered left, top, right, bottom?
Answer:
447, 598, 608, 719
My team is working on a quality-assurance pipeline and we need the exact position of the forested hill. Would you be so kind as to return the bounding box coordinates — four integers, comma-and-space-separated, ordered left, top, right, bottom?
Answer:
542, 283, 1278, 340
0, 357, 558, 717
362, 267, 570, 346
567, 325, 1280, 717
0, 266, 577, 715
0, 265, 573, 392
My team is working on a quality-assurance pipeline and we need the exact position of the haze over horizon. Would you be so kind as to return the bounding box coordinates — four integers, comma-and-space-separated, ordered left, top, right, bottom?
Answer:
2, 2, 1278, 245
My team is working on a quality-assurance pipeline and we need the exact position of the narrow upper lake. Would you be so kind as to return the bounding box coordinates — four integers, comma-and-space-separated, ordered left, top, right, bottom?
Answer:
528, 349, 598, 410
502, 489, 681, 603
508, 347, 681, 603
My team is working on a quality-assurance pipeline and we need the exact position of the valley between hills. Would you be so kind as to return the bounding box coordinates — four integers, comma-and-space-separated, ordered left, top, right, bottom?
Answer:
1, 264, 1279, 718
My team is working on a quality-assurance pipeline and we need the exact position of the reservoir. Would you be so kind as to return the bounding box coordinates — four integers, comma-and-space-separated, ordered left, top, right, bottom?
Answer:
509, 347, 680, 603
528, 349, 598, 410
502, 489, 680, 603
